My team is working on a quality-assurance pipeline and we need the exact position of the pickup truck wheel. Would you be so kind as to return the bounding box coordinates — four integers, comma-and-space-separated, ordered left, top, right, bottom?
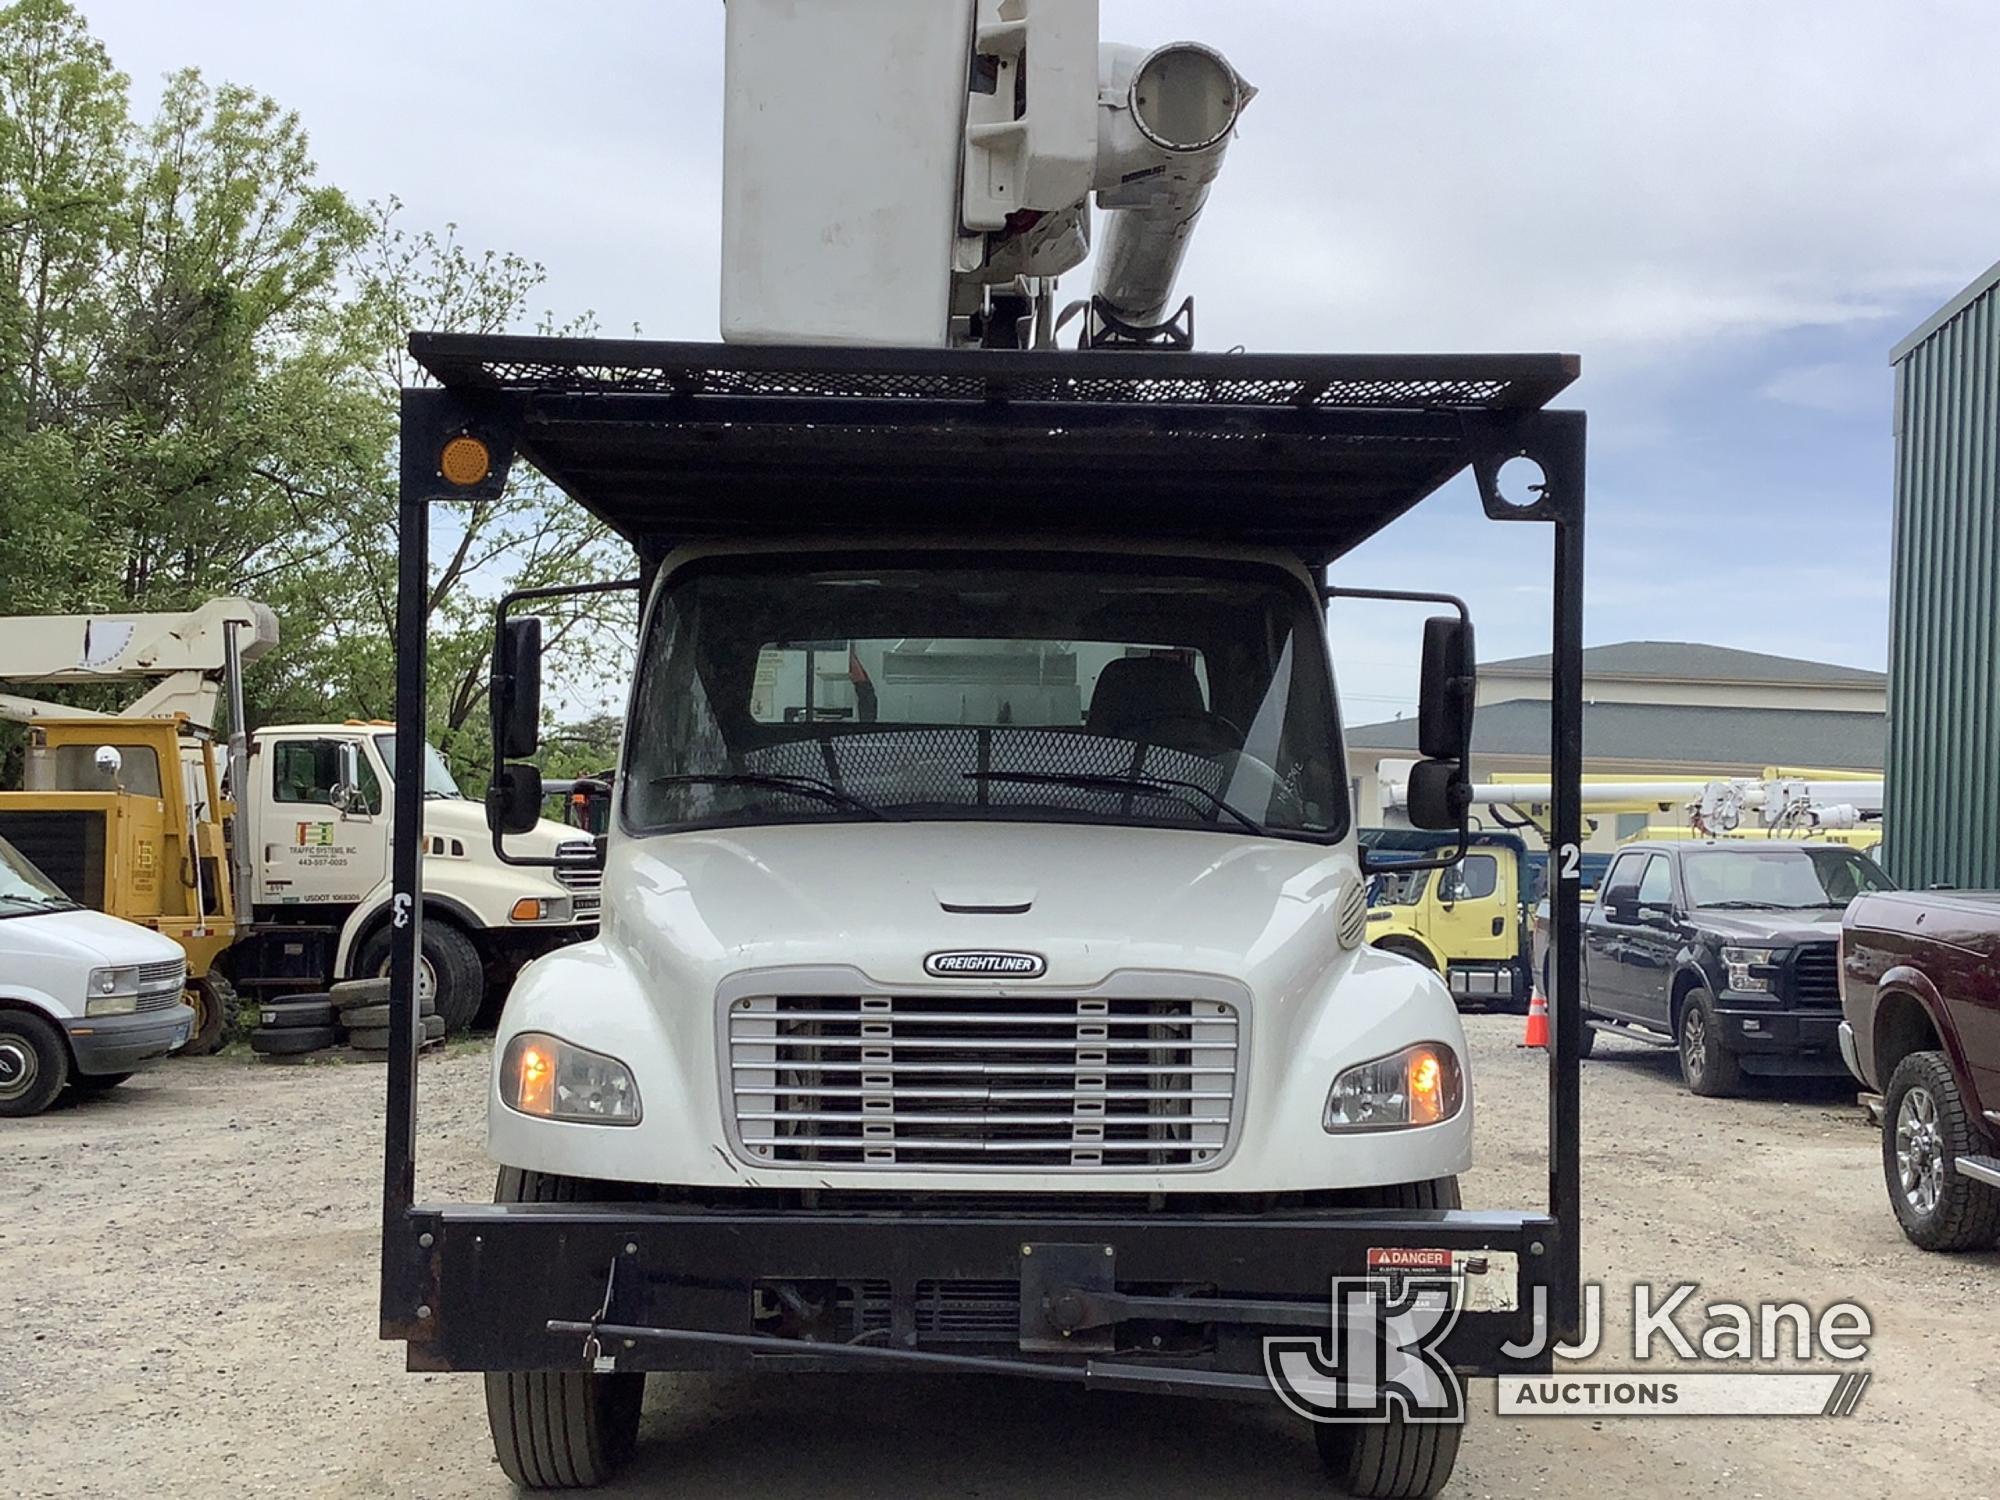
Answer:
357, 921, 484, 1034
182, 973, 233, 1057
0, 1011, 68, 1118
1676, 988, 1742, 1098
484, 1167, 646, 1488
1883, 1050, 2000, 1251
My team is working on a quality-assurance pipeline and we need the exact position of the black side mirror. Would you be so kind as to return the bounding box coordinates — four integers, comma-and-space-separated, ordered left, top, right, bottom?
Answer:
1601, 889, 1637, 924
1418, 616, 1474, 759
495, 616, 543, 760
488, 764, 543, 836
1406, 757, 1472, 831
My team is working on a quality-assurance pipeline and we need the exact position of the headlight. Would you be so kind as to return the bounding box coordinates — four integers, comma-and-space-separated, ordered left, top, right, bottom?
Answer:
85, 965, 142, 1016
1721, 946, 1779, 993
508, 895, 574, 923
1323, 1042, 1464, 1132
499, 1032, 641, 1125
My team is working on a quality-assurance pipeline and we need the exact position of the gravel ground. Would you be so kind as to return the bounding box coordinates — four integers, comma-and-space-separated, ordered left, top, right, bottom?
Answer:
3, 1018, 1995, 1498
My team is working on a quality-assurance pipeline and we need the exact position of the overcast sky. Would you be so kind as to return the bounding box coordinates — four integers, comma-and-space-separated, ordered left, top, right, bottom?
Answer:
75, 1, 2000, 720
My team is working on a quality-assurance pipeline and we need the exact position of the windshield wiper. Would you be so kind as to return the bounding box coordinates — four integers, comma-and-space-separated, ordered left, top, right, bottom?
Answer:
649, 772, 887, 821
0, 892, 75, 911
1698, 900, 1786, 910
963, 769, 1270, 837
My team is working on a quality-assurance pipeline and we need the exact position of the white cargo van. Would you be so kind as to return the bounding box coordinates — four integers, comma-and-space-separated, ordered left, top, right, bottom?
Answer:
0, 834, 192, 1117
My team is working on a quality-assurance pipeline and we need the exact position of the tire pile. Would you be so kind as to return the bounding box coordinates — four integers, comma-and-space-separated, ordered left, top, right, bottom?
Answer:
248, 977, 447, 1060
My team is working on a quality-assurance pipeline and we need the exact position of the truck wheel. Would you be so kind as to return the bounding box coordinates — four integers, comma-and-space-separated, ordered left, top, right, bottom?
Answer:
1882, 1050, 2000, 1251
484, 1167, 646, 1488
1315, 1415, 1461, 1499
1374, 939, 1437, 972
357, 921, 484, 1034
1675, 988, 1741, 1098
183, 973, 234, 1057
0, 1011, 69, 1118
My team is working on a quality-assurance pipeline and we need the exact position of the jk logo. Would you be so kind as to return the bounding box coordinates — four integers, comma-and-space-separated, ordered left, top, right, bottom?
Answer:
1264, 1277, 1465, 1424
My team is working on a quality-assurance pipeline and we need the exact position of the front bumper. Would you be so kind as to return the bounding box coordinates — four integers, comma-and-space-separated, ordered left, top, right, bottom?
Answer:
64, 1003, 195, 1075
1710, 1001, 1847, 1075
1837, 1020, 1864, 1085
386, 1198, 1563, 1388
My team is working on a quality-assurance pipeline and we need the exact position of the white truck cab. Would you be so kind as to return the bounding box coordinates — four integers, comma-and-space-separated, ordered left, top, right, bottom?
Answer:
490, 539, 1471, 1196
0, 834, 192, 1117
236, 723, 597, 1029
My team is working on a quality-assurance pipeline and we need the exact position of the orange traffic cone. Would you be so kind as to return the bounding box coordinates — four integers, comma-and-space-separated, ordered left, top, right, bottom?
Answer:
1520, 989, 1550, 1050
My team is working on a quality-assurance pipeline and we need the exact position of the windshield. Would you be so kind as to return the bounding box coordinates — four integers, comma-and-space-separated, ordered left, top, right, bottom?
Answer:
1681, 846, 1894, 909
373, 736, 465, 799
0, 835, 76, 916
623, 557, 1348, 841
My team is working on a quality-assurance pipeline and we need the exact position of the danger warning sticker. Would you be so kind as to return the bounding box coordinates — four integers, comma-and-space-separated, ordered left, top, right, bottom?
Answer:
1365, 1248, 1521, 1313
1368, 1248, 1453, 1272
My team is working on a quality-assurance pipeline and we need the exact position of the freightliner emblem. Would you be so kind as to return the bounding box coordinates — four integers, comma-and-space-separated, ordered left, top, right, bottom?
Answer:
924, 950, 1047, 978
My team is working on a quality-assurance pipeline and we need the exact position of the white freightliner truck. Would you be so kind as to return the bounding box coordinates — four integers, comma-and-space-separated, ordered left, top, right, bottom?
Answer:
375, 6, 1591, 1496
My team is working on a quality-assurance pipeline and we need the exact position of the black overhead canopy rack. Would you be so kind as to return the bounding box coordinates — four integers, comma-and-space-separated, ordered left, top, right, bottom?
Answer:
383, 334, 1592, 1369
406, 334, 1579, 564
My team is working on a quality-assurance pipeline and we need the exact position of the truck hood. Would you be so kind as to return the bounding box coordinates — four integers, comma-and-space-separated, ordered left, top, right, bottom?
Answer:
0, 906, 186, 966
603, 821, 1359, 994
1694, 907, 1848, 946
420, 797, 580, 859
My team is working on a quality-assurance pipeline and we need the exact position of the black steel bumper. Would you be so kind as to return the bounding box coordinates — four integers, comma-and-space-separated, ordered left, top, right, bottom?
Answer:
65, 1004, 195, 1074
385, 1200, 1561, 1393
1711, 1003, 1848, 1074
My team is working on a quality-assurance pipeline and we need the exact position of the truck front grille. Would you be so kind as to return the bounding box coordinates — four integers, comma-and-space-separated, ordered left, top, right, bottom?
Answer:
1788, 943, 1841, 1006
728, 993, 1240, 1171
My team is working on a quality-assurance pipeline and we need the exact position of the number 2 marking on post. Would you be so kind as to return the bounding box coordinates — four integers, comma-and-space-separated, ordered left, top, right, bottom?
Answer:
1559, 843, 1581, 882
392, 891, 413, 929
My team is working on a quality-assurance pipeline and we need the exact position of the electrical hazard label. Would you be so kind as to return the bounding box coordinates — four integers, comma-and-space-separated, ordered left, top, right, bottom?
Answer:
1366, 1248, 1521, 1313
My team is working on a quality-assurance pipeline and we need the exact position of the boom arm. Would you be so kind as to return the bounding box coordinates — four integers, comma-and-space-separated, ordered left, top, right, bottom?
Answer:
0, 598, 278, 731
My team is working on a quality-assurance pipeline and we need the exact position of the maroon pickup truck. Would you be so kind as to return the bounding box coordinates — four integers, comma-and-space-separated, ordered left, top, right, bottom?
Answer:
1840, 890, 2000, 1250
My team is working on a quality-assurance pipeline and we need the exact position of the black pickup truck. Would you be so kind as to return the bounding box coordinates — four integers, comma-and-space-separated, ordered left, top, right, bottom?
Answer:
1577, 840, 1894, 1096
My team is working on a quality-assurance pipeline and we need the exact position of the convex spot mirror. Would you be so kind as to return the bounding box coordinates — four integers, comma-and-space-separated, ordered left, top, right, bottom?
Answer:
488, 764, 543, 837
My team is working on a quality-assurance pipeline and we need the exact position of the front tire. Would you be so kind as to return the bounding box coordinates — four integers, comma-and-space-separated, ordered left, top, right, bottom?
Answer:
1315, 1417, 1462, 1500
1883, 1050, 2000, 1251
1676, 987, 1742, 1098
1312, 1176, 1465, 1496
357, 920, 485, 1034
0, 1011, 69, 1118
484, 1167, 646, 1489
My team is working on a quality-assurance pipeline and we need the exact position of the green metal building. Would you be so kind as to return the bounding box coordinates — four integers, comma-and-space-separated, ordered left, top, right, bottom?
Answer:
1886, 258, 2000, 888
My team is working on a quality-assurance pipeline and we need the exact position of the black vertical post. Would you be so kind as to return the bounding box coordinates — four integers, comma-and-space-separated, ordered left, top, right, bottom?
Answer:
1544, 413, 1586, 1342
381, 395, 431, 1320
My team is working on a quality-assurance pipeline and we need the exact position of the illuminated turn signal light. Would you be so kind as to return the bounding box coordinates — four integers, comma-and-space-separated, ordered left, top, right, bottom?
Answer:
1407, 1048, 1446, 1125
439, 435, 491, 487
516, 1044, 554, 1117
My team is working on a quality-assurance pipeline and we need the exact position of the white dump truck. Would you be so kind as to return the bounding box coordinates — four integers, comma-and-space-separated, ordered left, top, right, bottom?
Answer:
374, 6, 1590, 1497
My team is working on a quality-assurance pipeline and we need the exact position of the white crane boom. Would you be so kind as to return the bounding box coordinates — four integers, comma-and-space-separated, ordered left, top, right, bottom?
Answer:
718, 0, 1250, 349
0, 598, 279, 732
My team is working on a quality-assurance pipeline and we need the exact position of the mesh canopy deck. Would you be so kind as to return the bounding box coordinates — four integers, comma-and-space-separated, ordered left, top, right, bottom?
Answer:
410, 334, 1578, 562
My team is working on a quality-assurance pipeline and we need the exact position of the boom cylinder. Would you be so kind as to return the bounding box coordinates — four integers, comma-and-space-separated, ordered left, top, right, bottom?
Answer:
1091, 42, 1255, 327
